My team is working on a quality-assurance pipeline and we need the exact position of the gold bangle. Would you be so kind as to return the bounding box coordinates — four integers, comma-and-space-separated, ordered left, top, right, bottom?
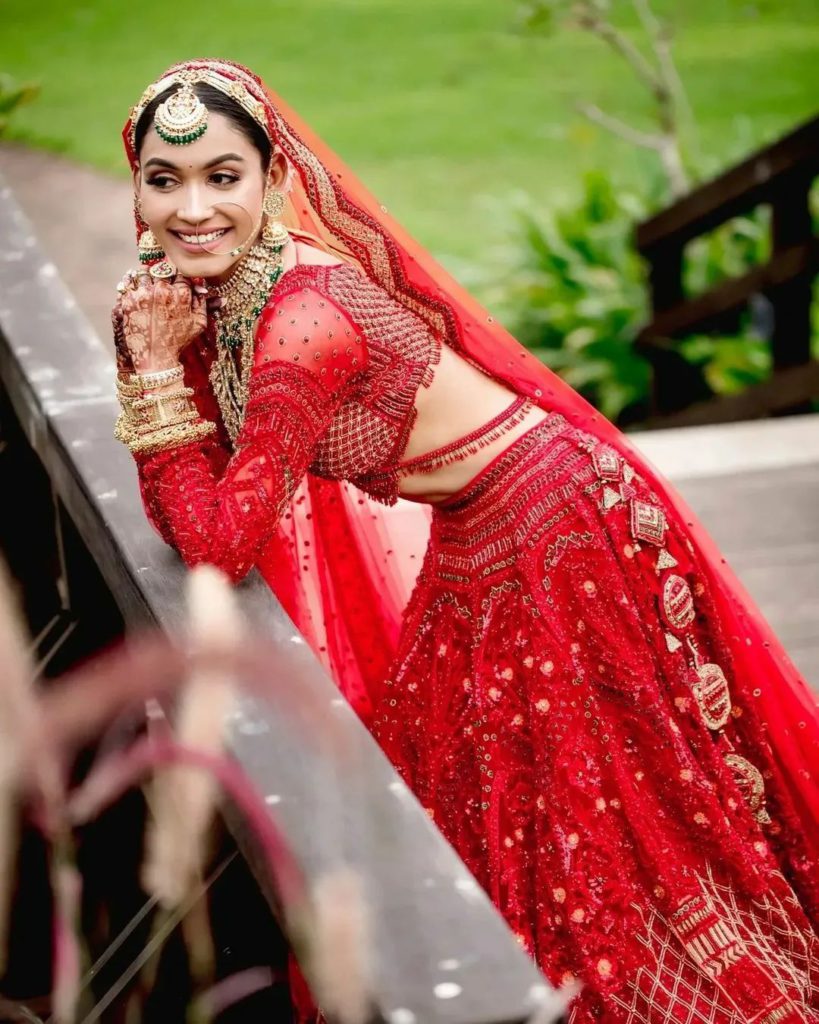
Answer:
115, 399, 203, 448
132, 365, 185, 390
115, 400, 142, 431
133, 409, 200, 435
134, 399, 197, 430
116, 377, 142, 400
120, 386, 196, 430
126, 418, 217, 456
114, 410, 137, 446
131, 386, 195, 410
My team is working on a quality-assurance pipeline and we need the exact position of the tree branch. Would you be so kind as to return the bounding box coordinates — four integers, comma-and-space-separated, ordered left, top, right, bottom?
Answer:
575, 102, 665, 150
631, 0, 692, 123
657, 136, 690, 197
629, 0, 693, 190
573, 2, 663, 96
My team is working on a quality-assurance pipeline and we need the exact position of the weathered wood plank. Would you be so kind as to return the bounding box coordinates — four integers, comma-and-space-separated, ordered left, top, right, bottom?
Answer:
636, 116, 819, 252
636, 362, 819, 428
637, 239, 819, 342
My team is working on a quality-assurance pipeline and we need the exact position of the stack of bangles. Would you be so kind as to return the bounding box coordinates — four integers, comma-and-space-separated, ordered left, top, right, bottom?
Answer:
114, 364, 216, 455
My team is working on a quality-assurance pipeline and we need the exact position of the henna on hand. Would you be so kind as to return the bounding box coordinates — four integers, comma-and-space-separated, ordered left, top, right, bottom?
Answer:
111, 300, 134, 375
118, 271, 208, 374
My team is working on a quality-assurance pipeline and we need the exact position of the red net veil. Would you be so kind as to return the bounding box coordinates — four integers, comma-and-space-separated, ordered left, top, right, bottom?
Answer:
123, 60, 819, 858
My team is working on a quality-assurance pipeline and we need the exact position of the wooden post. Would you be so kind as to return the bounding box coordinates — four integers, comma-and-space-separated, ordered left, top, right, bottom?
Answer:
770, 171, 814, 371
641, 242, 711, 415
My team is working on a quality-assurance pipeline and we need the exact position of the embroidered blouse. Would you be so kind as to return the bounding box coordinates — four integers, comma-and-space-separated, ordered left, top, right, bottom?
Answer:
133, 263, 442, 581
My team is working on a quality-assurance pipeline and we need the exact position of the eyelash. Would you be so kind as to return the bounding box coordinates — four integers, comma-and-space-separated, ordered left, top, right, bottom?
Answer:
146, 172, 240, 190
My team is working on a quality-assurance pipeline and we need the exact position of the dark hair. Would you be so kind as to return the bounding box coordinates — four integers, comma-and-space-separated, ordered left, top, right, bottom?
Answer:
133, 82, 272, 170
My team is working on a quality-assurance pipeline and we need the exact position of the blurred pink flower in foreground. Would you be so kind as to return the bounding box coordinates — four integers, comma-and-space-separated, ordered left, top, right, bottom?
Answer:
0, 559, 375, 1024
0, 559, 36, 972
142, 565, 240, 909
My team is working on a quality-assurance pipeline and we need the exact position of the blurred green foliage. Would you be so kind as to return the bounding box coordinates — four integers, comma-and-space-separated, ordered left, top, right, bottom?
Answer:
496, 171, 783, 424
0, 0, 817, 267
501, 171, 653, 423
0, 73, 38, 137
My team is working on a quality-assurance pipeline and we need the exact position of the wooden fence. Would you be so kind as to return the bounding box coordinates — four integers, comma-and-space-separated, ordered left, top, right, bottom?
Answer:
635, 115, 819, 426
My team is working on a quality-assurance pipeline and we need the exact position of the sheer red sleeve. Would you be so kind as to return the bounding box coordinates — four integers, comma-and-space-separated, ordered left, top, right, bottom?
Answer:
133, 284, 366, 582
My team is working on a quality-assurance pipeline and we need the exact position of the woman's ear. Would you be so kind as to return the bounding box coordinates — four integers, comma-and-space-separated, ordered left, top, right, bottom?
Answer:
268, 151, 289, 190
132, 166, 142, 199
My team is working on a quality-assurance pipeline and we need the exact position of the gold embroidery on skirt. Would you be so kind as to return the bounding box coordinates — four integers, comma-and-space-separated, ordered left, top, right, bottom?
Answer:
724, 753, 772, 824
693, 663, 732, 732
662, 574, 696, 630
608, 867, 817, 1023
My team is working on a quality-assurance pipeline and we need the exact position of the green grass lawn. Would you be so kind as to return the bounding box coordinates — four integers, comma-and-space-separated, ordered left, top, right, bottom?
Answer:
2, 0, 817, 271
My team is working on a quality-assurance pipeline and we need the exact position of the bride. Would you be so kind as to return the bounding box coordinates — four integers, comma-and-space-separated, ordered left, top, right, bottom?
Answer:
113, 59, 819, 1023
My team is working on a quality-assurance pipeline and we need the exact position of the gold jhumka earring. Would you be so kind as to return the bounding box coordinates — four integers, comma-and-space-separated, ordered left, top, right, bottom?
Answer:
134, 194, 174, 276
138, 227, 165, 265
261, 188, 288, 248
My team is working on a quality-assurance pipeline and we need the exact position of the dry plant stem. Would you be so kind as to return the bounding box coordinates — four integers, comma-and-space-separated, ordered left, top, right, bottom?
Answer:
70, 739, 310, 1018
131, 906, 175, 1018
38, 638, 347, 770
180, 896, 217, 1016
632, 0, 691, 117
36, 634, 186, 760
71, 857, 235, 1024
77, 905, 177, 1024
73, 892, 159, 996
0, 559, 83, 1023
67, 739, 306, 914
194, 967, 281, 1019
50, 855, 83, 1024
0, 787, 18, 974
0, 995, 48, 1022
0, 558, 37, 971
631, 0, 700, 167
142, 566, 239, 911
306, 868, 373, 1024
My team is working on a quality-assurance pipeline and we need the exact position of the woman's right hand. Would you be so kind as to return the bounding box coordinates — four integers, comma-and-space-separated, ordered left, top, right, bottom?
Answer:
113, 270, 208, 375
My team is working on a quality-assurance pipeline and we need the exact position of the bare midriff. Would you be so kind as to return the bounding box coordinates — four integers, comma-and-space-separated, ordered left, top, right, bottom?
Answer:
398, 344, 548, 504
287, 243, 548, 505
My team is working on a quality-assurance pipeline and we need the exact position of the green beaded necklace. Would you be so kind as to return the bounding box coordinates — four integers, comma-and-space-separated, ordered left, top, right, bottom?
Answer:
209, 234, 286, 442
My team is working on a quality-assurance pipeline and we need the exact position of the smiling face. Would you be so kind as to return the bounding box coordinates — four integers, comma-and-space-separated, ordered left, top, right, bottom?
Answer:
135, 109, 285, 282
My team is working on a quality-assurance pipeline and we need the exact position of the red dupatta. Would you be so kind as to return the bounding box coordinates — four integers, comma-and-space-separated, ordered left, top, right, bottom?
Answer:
123, 60, 819, 900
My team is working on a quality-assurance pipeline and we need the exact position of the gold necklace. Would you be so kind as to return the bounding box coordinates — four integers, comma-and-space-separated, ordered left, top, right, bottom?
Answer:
208, 231, 286, 442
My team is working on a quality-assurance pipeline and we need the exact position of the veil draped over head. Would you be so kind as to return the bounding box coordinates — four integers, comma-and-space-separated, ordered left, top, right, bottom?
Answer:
123, 60, 819, 864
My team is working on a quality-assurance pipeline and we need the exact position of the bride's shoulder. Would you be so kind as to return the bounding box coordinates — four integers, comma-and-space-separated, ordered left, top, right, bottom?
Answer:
293, 240, 345, 267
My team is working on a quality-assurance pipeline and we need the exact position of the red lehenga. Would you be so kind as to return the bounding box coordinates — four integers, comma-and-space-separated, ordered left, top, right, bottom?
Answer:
375, 417, 819, 1022
122, 61, 819, 1023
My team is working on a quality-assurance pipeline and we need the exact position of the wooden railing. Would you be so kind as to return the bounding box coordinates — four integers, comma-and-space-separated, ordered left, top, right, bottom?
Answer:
635, 114, 819, 427
0, 179, 563, 1024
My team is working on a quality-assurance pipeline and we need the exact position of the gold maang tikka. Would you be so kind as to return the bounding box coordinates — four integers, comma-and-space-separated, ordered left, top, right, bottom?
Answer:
154, 80, 209, 146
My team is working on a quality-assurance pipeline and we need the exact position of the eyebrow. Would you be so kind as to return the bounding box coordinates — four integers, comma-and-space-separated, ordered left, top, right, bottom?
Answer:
143, 152, 246, 170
